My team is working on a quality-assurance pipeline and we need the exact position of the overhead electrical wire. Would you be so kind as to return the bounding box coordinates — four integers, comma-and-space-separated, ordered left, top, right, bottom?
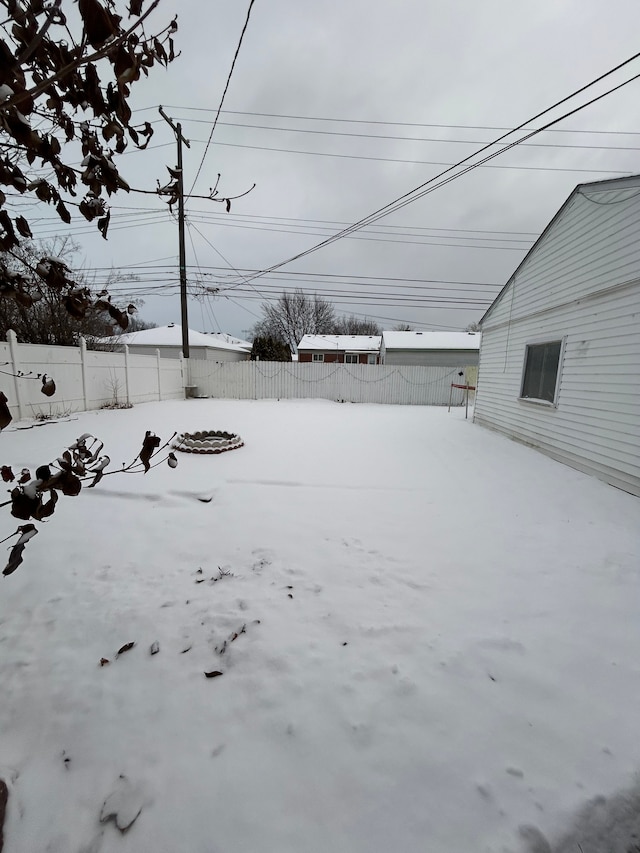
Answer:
118, 132, 634, 175
185, 213, 530, 250
93, 268, 497, 308
186, 220, 270, 305
219, 54, 640, 289
107, 205, 540, 237
187, 0, 257, 198
97, 275, 495, 307
25, 201, 536, 246
18, 56, 639, 331
185, 219, 222, 332
162, 116, 640, 153
222, 293, 489, 310
197, 139, 633, 175
85, 263, 501, 288
150, 105, 640, 138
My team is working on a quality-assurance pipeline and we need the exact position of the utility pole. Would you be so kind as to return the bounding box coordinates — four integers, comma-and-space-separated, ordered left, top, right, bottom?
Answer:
159, 106, 191, 359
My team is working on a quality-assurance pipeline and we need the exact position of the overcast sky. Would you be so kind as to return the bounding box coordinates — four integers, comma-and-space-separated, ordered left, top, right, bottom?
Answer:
21, 0, 640, 337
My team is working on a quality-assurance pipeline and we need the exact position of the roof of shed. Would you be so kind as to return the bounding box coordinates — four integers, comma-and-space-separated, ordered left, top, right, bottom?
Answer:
381, 331, 480, 350
108, 324, 250, 353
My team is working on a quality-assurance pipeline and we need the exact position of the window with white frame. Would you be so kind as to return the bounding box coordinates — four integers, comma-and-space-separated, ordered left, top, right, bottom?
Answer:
345, 353, 358, 364
312, 353, 324, 362
520, 339, 563, 404
367, 354, 376, 364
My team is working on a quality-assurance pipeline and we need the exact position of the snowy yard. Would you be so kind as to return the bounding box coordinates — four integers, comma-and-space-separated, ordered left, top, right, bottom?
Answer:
1, 398, 639, 853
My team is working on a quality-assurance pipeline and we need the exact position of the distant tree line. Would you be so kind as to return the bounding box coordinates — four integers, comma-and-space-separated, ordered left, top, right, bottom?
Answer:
0, 238, 154, 347
249, 289, 383, 359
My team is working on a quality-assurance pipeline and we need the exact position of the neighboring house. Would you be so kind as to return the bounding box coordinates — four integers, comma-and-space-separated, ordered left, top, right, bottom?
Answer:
104, 323, 251, 362
380, 331, 480, 366
297, 335, 381, 364
474, 174, 640, 497
208, 332, 253, 351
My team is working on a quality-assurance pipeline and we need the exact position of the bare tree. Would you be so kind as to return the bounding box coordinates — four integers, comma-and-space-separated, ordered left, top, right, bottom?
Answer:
251, 290, 337, 351
334, 315, 381, 335
393, 323, 414, 331
0, 0, 179, 328
0, 237, 145, 344
114, 314, 157, 334
250, 336, 291, 362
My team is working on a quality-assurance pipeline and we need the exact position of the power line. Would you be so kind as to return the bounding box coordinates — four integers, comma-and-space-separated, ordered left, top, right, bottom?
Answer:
178, 214, 534, 245
184, 137, 635, 176
185, 214, 529, 250
153, 105, 640, 138
187, 219, 272, 312
227, 56, 640, 289
167, 116, 640, 153
185, 220, 221, 332
187, 0, 257, 198
84, 263, 502, 287
97, 269, 494, 306
221, 293, 262, 322
181, 212, 533, 242
21, 199, 538, 243
214, 281, 497, 297
108, 205, 541, 237
327, 308, 462, 331
225, 292, 488, 311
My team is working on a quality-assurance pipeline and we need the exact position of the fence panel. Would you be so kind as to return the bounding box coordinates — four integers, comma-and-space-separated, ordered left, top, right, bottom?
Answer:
158, 356, 185, 401
2, 337, 85, 418
0, 335, 186, 421
84, 348, 128, 409
1, 335, 472, 424
188, 360, 469, 406
126, 351, 162, 404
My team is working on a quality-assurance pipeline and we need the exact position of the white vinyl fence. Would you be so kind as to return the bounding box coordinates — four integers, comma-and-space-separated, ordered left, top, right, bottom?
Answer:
0, 331, 184, 420
187, 360, 470, 406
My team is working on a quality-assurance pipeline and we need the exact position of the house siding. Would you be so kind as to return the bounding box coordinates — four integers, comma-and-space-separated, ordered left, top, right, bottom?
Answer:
124, 344, 248, 362
298, 351, 378, 364
475, 188, 640, 496
203, 347, 249, 362
485, 182, 640, 328
383, 349, 479, 367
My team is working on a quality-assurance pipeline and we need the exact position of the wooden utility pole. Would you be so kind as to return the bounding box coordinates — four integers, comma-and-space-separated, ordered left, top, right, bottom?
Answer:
159, 106, 191, 359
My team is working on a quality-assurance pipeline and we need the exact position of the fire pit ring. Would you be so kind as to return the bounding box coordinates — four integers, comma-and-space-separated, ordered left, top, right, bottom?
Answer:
172, 430, 244, 455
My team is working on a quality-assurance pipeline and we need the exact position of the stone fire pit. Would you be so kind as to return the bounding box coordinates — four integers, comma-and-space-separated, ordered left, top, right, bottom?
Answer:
172, 430, 244, 455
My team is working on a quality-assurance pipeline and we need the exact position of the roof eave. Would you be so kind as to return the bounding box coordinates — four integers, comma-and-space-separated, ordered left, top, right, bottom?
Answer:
479, 173, 640, 326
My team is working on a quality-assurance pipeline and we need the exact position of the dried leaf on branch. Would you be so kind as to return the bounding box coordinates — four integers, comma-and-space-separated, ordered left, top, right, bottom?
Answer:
0, 0, 180, 322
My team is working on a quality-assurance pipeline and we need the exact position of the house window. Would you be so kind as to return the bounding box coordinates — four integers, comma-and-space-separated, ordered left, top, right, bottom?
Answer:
520, 340, 563, 404
367, 354, 376, 365
312, 353, 324, 362
345, 353, 358, 364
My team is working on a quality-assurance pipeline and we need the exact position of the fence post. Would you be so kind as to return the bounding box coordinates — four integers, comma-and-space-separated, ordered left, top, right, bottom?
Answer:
7, 329, 25, 420
79, 336, 89, 411
156, 349, 162, 401
124, 344, 131, 405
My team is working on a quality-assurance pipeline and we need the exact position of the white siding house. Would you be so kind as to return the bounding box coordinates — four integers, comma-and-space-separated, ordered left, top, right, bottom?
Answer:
102, 324, 251, 362
380, 331, 480, 366
474, 174, 640, 497
297, 335, 381, 364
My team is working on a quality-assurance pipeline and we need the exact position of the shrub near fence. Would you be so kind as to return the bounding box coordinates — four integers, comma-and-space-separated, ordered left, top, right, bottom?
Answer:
187, 360, 472, 406
0, 331, 184, 420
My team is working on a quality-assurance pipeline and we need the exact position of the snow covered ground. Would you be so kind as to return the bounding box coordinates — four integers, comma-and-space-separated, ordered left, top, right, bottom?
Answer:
0, 398, 639, 853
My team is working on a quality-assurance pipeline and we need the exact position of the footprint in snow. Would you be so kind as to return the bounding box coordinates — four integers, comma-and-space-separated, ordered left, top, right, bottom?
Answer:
506, 766, 524, 778
519, 778, 640, 852
100, 776, 150, 834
